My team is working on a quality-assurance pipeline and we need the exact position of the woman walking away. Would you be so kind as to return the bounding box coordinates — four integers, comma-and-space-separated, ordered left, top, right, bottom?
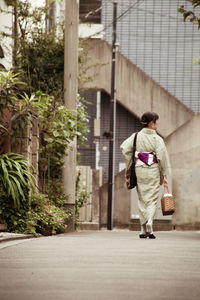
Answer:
120, 112, 171, 239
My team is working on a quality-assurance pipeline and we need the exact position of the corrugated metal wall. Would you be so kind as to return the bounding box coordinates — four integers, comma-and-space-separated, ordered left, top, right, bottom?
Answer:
102, 0, 200, 113
79, 91, 96, 169
79, 91, 142, 179
100, 92, 142, 179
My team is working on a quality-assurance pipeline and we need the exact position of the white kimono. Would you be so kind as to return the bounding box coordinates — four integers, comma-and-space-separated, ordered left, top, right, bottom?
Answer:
120, 128, 171, 225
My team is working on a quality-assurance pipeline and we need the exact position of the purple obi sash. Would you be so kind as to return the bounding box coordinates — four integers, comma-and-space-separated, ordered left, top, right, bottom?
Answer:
138, 152, 158, 166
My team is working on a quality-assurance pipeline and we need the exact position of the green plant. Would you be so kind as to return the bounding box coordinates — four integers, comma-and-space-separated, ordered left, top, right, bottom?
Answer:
35, 93, 77, 172
18, 31, 64, 98
0, 186, 30, 232
0, 71, 25, 141
0, 71, 38, 146
0, 152, 35, 207
0, 1, 91, 214
179, 1, 200, 65
0, 124, 9, 137
0, 71, 25, 115
27, 193, 72, 235
0, 152, 35, 232
77, 95, 90, 148
48, 179, 69, 207
11, 92, 38, 143
179, 1, 200, 28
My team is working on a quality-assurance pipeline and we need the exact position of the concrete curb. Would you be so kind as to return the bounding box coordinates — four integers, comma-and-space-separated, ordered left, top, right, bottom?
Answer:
0, 233, 34, 243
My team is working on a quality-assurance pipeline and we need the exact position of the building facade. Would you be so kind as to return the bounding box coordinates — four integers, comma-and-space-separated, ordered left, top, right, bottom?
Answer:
79, 0, 200, 177
0, 0, 13, 70
102, 0, 200, 113
79, 90, 142, 180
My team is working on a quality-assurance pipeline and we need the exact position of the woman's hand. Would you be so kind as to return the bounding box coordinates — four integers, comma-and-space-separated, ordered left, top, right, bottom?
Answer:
163, 176, 168, 188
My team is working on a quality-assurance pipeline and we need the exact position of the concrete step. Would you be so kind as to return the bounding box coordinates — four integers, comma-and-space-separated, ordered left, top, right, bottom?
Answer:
129, 219, 174, 231
175, 223, 200, 230
0, 232, 33, 243
78, 222, 100, 231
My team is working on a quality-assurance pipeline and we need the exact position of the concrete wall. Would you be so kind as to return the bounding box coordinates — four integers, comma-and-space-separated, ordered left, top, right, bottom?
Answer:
82, 39, 200, 228
78, 167, 102, 230
83, 39, 194, 138
100, 170, 131, 228
99, 115, 200, 229
100, 169, 173, 229
166, 114, 200, 227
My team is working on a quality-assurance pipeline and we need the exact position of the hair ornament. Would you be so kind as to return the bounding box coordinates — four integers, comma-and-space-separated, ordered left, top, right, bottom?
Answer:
141, 121, 147, 125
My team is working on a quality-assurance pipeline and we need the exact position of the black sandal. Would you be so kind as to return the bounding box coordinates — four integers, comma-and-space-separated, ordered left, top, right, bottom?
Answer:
139, 234, 147, 239
147, 233, 156, 239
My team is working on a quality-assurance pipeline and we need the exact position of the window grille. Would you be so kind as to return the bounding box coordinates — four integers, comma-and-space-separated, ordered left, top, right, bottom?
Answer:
102, 0, 200, 113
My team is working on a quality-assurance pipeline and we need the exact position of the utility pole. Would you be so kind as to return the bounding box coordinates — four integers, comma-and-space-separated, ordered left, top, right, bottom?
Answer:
63, 0, 79, 231
107, 2, 118, 230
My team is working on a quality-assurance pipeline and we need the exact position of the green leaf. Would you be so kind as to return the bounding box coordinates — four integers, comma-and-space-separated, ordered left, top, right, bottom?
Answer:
44, 137, 54, 143
9, 174, 25, 200
7, 177, 20, 208
53, 130, 60, 137
0, 158, 9, 187
183, 11, 194, 21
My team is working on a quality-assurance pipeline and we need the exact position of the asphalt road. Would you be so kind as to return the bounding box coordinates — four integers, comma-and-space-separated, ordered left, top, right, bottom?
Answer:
0, 230, 200, 300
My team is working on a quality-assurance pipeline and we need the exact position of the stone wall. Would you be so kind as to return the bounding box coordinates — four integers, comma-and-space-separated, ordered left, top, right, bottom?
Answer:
11, 118, 39, 188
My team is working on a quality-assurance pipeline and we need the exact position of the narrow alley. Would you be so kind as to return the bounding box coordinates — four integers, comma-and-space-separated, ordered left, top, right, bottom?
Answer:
0, 230, 200, 300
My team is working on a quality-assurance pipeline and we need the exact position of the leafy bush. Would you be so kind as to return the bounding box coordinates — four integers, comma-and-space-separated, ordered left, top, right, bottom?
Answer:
0, 71, 27, 142
27, 193, 72, 235
0, 188, 29, 233
0, 153, 35, 207
48, 179, 69, 207
32, 92, 78, 177
0, 71, 24, 116
0, 153, 35, 232
0, 1, 91, 232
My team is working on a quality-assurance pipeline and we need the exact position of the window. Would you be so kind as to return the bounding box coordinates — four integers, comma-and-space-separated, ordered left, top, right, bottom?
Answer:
79, 0, 101, 23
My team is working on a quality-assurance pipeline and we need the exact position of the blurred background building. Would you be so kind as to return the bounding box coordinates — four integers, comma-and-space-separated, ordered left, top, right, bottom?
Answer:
0, 0, 13, 70
0, 0, 199, 228
78, 0, 200, 180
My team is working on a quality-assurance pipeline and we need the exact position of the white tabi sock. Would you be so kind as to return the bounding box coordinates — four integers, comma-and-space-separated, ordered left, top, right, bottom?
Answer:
146, 219, 153, 234
140, 224, 147, 235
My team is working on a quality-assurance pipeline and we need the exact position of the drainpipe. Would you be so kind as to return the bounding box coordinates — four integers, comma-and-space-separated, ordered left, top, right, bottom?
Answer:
95, 91, 101, 170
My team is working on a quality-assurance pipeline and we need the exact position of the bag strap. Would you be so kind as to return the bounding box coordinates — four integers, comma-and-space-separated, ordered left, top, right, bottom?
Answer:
164, 186, 169, 194
132, 132, 138, 163
163, 186, 170, 194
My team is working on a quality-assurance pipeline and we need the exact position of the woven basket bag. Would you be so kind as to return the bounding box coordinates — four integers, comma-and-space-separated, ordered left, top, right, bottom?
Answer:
161, 188, 175, 216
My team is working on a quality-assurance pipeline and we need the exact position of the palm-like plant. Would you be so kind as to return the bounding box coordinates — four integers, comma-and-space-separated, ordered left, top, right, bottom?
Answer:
0, 71, 25, 115
0, 153, 35, 208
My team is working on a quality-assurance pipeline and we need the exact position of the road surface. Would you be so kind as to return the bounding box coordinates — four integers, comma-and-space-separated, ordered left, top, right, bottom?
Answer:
0, 230, 200, 300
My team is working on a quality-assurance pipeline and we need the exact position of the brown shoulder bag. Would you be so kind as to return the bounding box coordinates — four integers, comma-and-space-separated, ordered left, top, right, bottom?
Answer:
125, 132, 138, 189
